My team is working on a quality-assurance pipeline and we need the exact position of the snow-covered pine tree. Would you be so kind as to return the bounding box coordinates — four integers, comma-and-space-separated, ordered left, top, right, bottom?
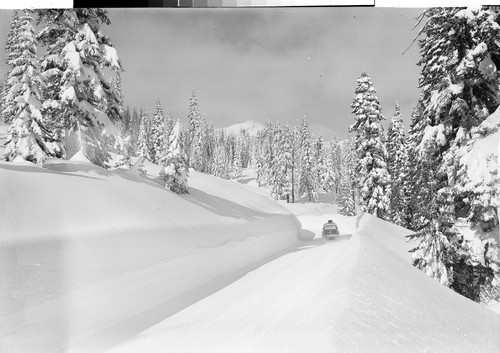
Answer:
269, 122, 293, 201
212, 130, 228, 179
186, 91, 204, 171
314, 136, 326, 189
160, 119, 189, 194
36, 9, 123, 167
1, 10, 20, 123
322, 143, 337, 196
136, 109, 150, 160
386, 101, 407, 225
110, 70, 124, 129
128, 107, 141, 155
122, 106, 131, 136
349, 72, 391, 219
338, 136, 357, 216
113, 134, 133, 169
408, 7, 500, 301
149, 98, 166, 164
298, 118, 318, 202
231, 135, 243, 182
452, 109, 500, 303
3, 10, 53, 164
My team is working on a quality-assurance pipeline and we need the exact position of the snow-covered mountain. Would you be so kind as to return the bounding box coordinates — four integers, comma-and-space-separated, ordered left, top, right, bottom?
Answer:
223, 120, 264, 137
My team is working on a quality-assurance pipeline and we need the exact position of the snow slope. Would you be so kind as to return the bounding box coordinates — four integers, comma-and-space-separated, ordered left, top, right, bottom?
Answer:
0, 152, 301, 352
223, 120, 264, 137
107, 213, 500, 353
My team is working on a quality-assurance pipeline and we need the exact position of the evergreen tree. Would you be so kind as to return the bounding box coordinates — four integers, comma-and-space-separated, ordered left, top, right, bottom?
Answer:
110, 70, 124, 129
149, 98, 166, 164
212, 132, 228, 179
36, 9, 123, 167
338, 136, 357, 216
386, 102, 407, 225
122, 105, 131, 135
3, 10, 53, 164
137, 109, 150, 160
324, 139, 342, 196
349, 72, 391, 219
269, 122, 293, 201
231, 135, 243, 182
1, 10, 20, 123
255, 120, 274, 187
187, 91, 204, 170
298, 118, 318, 202
409, 7, 500, 301
160, 119, 189, 194
129, 107, 140, 155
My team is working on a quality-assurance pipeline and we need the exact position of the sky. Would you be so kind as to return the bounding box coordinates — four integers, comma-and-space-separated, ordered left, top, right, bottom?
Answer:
0, 7, 424, 139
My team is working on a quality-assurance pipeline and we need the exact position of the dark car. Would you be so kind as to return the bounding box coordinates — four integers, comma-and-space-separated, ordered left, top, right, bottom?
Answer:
322, 220, 339, 240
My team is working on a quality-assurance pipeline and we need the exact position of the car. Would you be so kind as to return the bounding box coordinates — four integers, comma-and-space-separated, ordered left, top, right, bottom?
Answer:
322, 220, 339, 240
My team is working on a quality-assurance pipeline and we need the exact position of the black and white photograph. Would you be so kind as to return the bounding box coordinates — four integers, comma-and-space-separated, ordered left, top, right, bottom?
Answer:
0, 1, 499, 352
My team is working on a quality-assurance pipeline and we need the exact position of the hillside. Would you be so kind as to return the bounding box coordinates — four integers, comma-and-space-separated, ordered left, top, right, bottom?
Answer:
0, 129, 301, 352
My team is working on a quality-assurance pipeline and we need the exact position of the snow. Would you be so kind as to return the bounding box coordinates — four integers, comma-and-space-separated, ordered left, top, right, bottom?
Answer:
106, 213, 500, 353
460, 108, 499, 187
62, 42, 82, 71
2, 122, 499, 353
0, 157, 300, 352
223, 120, 264, 137
61, 85, 77, 103
101, 44, 120, 69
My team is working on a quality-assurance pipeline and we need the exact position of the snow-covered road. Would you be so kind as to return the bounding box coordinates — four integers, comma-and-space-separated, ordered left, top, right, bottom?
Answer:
107, 235, 355, 353
107, 213, 500, 353
104, 214, 359, 353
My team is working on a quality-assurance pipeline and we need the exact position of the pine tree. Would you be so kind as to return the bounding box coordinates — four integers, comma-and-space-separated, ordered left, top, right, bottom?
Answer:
110, 70, 124, 130
349, 72, 391, 219
338, 136, 357, 216
3, 10, 51, 164
122, 105, 131, 135
149, 98, 166, 164
255, 120, 274, 187
129, 107, 140, 155
322, 139, 341, 197
160, 119, 189, 194
269, 122, 293, 201
409, 7, 500, 301
386, 102, 407, 225
186, 91, 204, 170
36, 9, 122, 167
314, 136, 326, 189
212, 132, 228, 179
137, 109, 150, 160
298, 118, 318, 202
231, 136, 243, 182
1, 10, 20, 123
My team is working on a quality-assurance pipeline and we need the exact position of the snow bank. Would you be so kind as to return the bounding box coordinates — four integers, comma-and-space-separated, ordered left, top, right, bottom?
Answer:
107, 213, 500, 353
334, 213, 500, 352
0, 159, 300, 352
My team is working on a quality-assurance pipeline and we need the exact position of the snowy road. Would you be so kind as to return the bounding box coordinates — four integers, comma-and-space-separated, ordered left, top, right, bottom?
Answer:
107, 213, 500, 353
106, 215, 358, 353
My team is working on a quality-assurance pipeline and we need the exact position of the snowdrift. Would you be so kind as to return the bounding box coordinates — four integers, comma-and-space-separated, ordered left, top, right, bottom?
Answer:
0, 158, 301, 353
337, 213, 500, 352
107, 213, 500, 353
